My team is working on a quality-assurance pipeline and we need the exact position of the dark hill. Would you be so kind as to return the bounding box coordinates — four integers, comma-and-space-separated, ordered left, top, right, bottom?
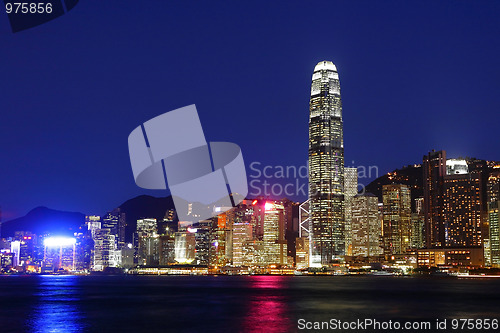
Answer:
1, 206, 85, 237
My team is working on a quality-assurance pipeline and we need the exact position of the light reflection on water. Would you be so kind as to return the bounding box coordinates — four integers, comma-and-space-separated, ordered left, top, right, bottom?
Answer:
28, 275, 85, 333
242, 276, 294, 332
0, 275, 498, 332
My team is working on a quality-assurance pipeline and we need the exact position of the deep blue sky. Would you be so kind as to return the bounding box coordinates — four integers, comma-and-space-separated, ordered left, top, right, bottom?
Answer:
1, 1, 500, 219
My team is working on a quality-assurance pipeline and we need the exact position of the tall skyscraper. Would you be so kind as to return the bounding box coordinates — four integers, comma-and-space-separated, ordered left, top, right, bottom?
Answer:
344, 167, 358, 256
442, 172, 483, 247
308, 60, 345, 266
382, 184, 412, 256
423, 150, 447, 248
411, 198, 425, 249
424, 150, 485, 249
489, 200, 500, 268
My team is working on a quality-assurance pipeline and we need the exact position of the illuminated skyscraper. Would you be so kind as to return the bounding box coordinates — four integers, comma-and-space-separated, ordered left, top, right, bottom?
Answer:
93, 229, 120, 271
232, 223, 252, 266
489, 201, 500, 267
136, 218, 159, 266
487, 169, 500, 203
424, 151, 486, 249
351, 193, 381, 257
263, 202, 286, 265
344, 167, 358, 256
411, 197, 425, 249
174, 232, 195, 264
43, 237, 77, 272
382, 184, 412, 255
443, 172, 483, 247
423, 150, 447, 248
308, 60, 345, 266
102, 208, 126, 250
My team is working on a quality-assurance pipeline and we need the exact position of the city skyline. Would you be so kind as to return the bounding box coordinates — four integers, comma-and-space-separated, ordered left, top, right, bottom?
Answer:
2, 1, 500, 220
3, 3, 500, 332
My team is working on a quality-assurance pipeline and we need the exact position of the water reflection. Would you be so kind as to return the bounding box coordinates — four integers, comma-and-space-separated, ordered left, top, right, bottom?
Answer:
28, 275, 85, 333
242, 276, 294, 332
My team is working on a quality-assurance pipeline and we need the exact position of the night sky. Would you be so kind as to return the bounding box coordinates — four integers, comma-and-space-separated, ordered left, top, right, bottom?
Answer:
1, 1, 500, 220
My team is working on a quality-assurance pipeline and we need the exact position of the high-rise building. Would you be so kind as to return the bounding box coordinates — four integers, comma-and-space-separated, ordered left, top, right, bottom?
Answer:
102, 208, 126, 250
174, 232, 195, 264
86, 215, 101, 239
193, 220, 211, 265
232, 223, 252, 266
93, 229, 120, 271
351, 193, 381, 257
159, 235, 175, 265
410, 197, 425, 249
308, 60, 345, 266
423, 150, 447, 248
17, 232, 36, 266
43, 237, 77, 272
488, 201, 500, 267
442, 172, 483, 247
136, 218, 159, 266
382, 184, 412, 256
263, 202, 286, 265
344, 167, 358, 256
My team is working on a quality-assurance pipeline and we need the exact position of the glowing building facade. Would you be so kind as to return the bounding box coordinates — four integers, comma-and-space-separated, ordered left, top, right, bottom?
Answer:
489, 201, 500, 267
232, 223, 252, 266
174, 232, 195, 264
136, 218, 159, 266
43, 237, 76, 272
262, 202, 286, 265
382, 184, 412, 255
344, 167, 358, 256
442, 172, 483, 247
93, 229, 120, 271
308, 60, 345, 266
423, 150, 447, 248
351, 193, 382, 257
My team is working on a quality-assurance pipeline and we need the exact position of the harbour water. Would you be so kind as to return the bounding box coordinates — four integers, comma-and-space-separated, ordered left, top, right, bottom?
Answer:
1, 275, 499, 332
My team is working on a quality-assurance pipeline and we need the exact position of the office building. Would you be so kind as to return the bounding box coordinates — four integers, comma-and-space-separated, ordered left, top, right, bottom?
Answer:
489, 200, 500, 267
93, 229, 120, 271
263, 202, 286, 265
136, 218, 159, 266
423, 150, 447, 248
382, 184, 412, 256
308, 60, 345, 266
344, 167, 358, 256
102, 208, 126, 250
442, 172, 483, 247
232, 223, 252, 266
174, 232, 195, 264
350, 193, 381, 257
43, 236, 76, 272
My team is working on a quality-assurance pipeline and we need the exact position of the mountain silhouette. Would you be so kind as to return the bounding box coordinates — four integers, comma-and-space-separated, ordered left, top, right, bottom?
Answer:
1, 206, 85, 237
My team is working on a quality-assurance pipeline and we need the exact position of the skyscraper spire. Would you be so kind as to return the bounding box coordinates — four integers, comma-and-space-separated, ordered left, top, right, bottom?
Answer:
308, 60, 345, 266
